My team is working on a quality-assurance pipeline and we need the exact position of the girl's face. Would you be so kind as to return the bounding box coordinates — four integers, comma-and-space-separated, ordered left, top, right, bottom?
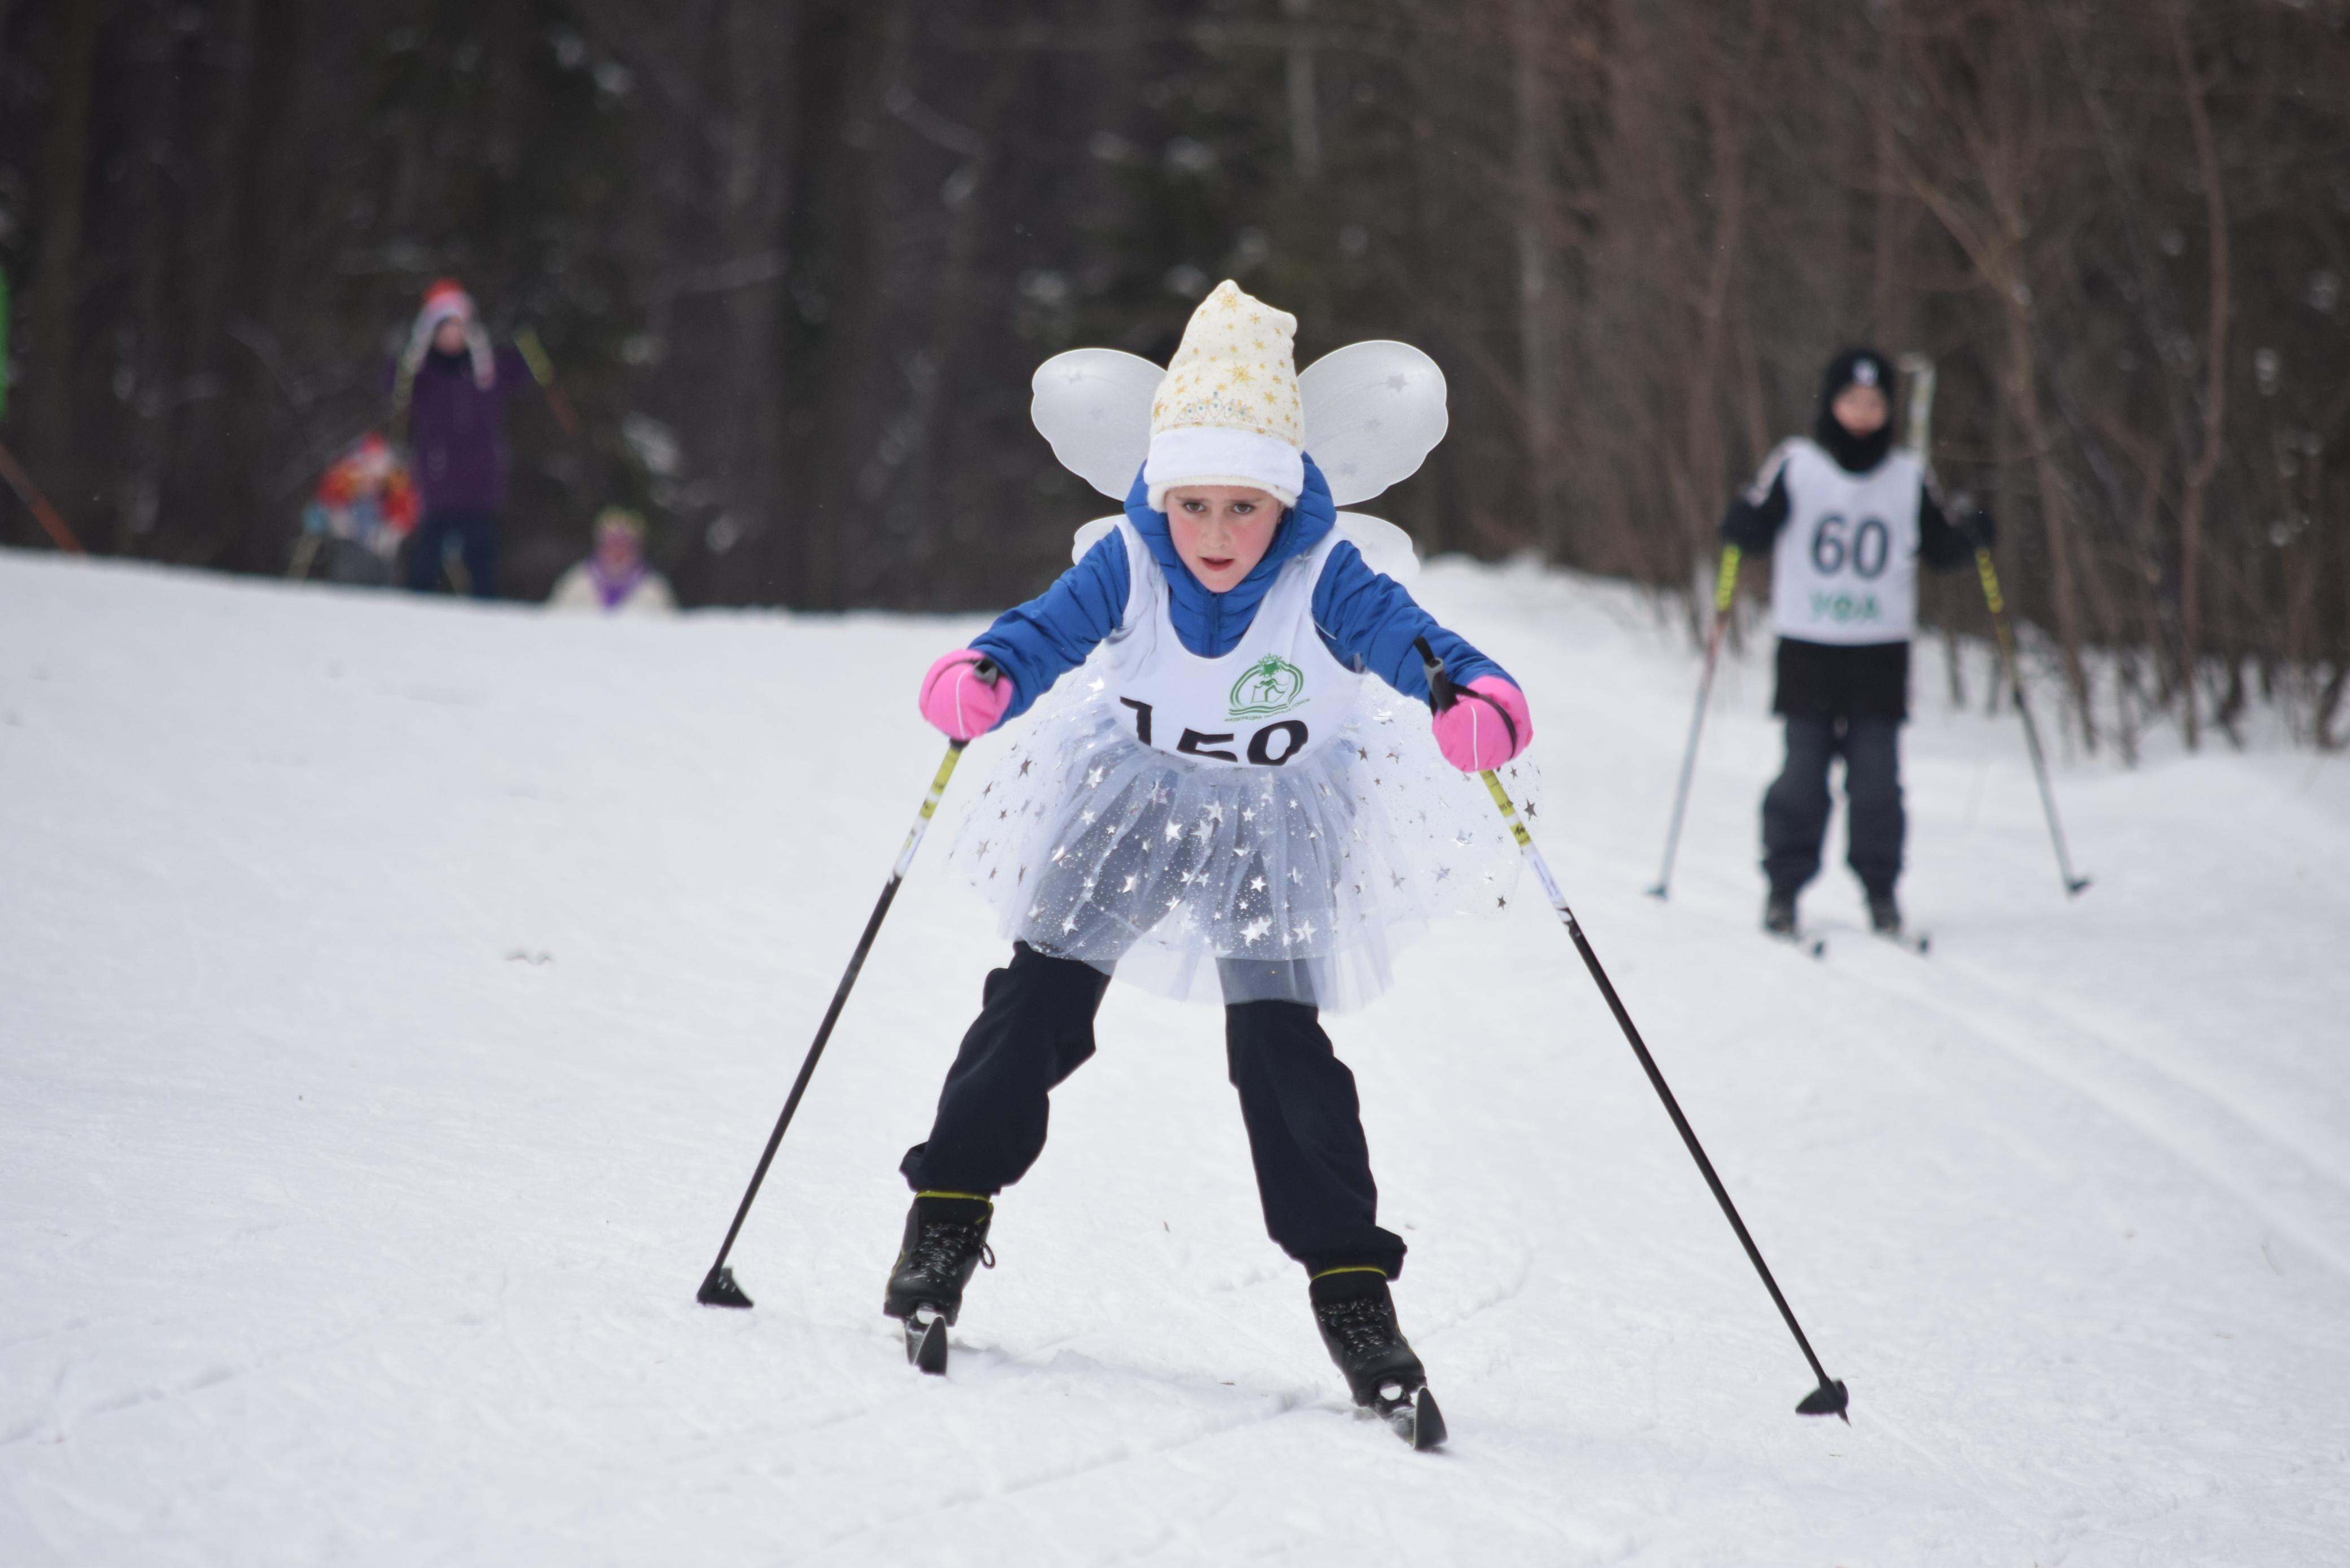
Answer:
433, 317, 469, 355
1165, 486, 1283, 592
1833, 383, 1888, 437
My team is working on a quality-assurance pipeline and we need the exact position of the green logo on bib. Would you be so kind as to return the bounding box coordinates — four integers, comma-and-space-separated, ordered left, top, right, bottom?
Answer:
1809, 590, 1882, 624
1229, 654, 1308, 719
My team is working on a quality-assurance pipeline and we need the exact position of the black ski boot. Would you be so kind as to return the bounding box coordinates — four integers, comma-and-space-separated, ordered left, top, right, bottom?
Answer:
882, 1194, 994, 1375
1309, 1269, 1446, 1449
1763, 890, 1799, 938
1866, 888, 1902, 937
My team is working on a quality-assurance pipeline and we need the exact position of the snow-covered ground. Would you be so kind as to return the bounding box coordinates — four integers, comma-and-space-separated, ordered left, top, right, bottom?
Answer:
3, 546, 2345, 1566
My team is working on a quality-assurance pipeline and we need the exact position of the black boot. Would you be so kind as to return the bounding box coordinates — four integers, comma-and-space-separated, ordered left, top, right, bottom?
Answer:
1763, 889, 1799, 937
882, 1194, 994, 1327
1309, 1269, 1426, 1408
1866, 887, 1902, 936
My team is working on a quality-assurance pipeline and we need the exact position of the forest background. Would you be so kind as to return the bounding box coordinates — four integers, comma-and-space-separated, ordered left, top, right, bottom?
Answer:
2, 0, 2346, 752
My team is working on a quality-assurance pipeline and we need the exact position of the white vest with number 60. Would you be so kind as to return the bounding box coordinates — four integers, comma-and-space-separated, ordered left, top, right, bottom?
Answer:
1762, 438, 1925, 645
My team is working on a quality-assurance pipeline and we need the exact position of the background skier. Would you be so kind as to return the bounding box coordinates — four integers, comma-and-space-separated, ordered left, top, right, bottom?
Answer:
1720, 348, 1991, 939
389, 279, 532, 599
294, 432, 416, 585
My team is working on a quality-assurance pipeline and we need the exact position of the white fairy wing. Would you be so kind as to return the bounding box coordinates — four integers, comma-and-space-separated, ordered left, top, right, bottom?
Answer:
1298, 341, 1448, 506
1030, 349, 1163, 500
1070, 514, 1122, 563
1333, 512, 1420, 585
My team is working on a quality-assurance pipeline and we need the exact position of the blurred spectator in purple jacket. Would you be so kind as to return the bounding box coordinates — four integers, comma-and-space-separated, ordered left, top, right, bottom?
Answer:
390, 278, 532, 598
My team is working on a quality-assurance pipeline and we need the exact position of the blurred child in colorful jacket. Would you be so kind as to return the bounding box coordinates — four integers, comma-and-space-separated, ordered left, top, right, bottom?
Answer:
301, 434, 418, 583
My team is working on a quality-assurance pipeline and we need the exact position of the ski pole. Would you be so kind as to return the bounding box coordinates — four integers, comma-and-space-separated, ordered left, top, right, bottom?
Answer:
1647, 545, 1741, 899
513, 326, 582, 439
1417, 639, 1850, 1422
1971, 547, 2091, 897
697, 666, 998, 1309
0, 438, 85, 554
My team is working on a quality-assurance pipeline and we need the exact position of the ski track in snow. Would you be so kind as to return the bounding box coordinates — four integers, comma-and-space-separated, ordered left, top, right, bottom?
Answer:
3, 549, 2348, 1566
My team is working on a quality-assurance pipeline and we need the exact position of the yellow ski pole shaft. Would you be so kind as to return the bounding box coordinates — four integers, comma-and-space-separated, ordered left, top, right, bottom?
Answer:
514, 325, 582, 438
1415, 637, 1848, 1420
697, 667, 998, 1308
1973, 547, 2091, 896
1648, 546, 1740, 898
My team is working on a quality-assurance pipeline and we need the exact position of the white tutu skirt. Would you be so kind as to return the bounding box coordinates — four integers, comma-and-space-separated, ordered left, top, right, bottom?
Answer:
945, 676, 1541, 1013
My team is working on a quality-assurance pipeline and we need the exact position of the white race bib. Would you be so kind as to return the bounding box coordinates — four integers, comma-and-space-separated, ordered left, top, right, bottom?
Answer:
1764, 440, 1925, 644
1097, 519, 1362, 766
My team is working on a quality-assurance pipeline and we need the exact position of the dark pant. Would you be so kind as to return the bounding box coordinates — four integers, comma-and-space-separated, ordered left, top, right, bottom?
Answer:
899, 943, 1407, 1278
405, 508, 501, 598
1762, 713, 1904, 899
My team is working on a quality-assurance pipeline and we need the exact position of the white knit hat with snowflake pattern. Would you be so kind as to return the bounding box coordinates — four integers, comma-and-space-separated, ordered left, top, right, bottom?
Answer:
1142, 280, 1305, 512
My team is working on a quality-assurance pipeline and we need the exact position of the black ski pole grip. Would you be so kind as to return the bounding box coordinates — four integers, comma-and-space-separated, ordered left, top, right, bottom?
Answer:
1415, 637, 1457, 712
972, 657, 1002, 686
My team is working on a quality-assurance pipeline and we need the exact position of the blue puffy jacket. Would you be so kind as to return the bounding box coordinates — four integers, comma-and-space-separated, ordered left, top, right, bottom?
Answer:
971, 455, 1508, 722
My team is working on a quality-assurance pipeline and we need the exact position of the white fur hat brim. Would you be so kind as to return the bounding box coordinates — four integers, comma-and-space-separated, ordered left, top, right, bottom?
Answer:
1142, 427, 1304, 512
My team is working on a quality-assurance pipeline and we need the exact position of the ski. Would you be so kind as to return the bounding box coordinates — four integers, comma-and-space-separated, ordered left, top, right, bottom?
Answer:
1766, 927, 1827, 960
1809, 927, 1930, 958
898, 1305, 1442, 1446
905, 1306, 950, 1375
1373, 1384, 1447, 1450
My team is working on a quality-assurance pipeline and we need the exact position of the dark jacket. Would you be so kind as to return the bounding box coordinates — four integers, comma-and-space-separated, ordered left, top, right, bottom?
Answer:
395, 345, 530, 515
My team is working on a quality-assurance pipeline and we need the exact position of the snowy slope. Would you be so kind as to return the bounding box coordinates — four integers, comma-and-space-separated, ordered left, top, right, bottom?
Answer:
2, 547, 2345, 1566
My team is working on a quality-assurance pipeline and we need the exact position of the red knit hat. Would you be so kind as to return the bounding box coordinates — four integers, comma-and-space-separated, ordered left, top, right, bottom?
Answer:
419, 278, 475, 330
403, 278, 494, 388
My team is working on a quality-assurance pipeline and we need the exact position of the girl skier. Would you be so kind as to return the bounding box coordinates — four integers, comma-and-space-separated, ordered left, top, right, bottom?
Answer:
883, 281, 1536, 1443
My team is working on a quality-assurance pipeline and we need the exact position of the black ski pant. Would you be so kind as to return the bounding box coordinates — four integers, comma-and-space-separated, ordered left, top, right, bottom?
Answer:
899, 943, 1408, 1279
405, 507, 501, 598
1761, 712, 1904, 900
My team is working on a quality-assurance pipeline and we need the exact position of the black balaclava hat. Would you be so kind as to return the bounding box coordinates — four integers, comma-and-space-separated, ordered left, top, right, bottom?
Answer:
1814, 347, 1895, 473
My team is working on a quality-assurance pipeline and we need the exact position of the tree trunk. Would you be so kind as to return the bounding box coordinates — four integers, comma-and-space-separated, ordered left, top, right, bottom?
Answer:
718, 0, 796, 589
1283, 0, 1321, 181
2169, 4, 2230, 751
23, 0, 100, 494
2003, 297, 2097, 750
1511, 0, 1561, 554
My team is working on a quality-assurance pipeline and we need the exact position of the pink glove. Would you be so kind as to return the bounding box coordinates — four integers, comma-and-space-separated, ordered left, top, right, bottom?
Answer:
1431, 676, 1532, 772
919, 650, 1015, 741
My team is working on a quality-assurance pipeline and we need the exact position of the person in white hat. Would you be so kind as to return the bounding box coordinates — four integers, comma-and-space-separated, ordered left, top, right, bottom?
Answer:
880, 281, 1538, 1441
546, 507, 677, 616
